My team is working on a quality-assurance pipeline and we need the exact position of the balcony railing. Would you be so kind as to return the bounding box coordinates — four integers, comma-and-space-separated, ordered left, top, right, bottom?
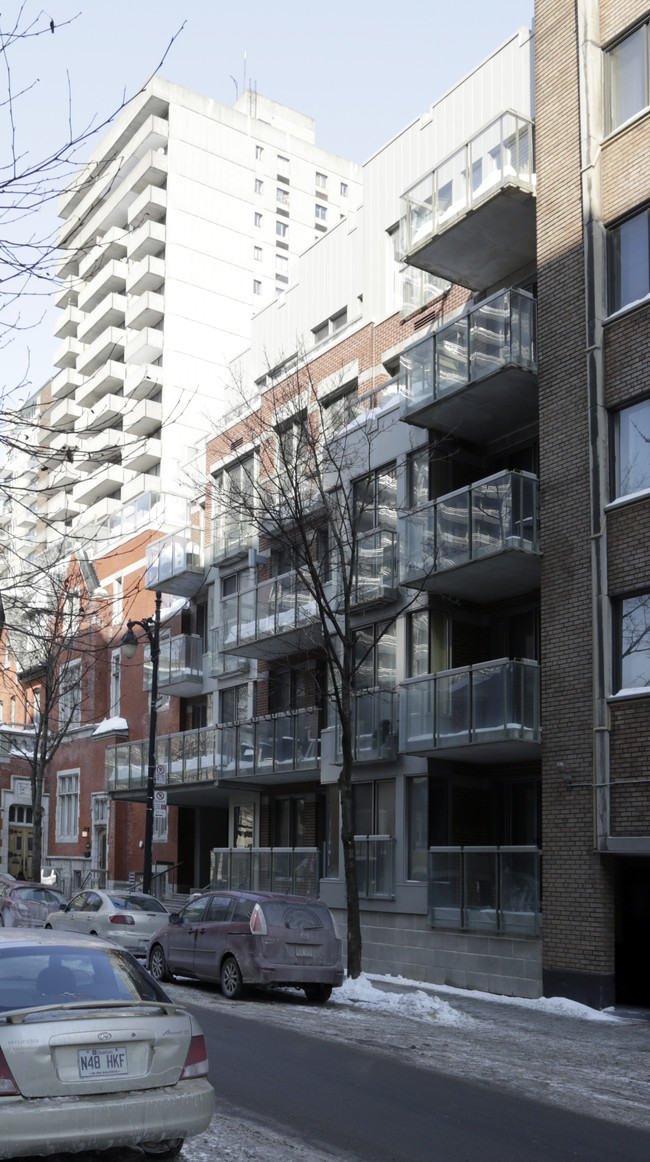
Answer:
337, 529, 398, 608
400, 112, 535, 289
208, 625, 250, 679
106, 725, 221, 792
399, 471, 540, 601
210, 847, 319, 896
222, 571, 331, 659
144, 527, 203, 597
428, 845, 541, 936
143, 634, 203, 697
335, 689, 398, 763
355, 835, 395, 899
399, 659, 540, 758
399, 288, 537, 441
211, 515, 256, 564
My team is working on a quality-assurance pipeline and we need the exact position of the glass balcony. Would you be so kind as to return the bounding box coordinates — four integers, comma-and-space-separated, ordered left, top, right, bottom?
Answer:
105, 727, 220, 793
208, 626, 250, 679
349, 529, 399, 608
355, 835, 395, 900
335, 689, 398, 763
400, 659, 540, 761
143, 634, 203, 697
210, 847, 319, 895
221, 571, 329, 659
428, 845, 541, 936
217, 707, 319, 780
400, 112, 536, 290
399, 471, 540, 601
211, 513, 256, 564
400, 288, 537, 442
144, 527, 204, 597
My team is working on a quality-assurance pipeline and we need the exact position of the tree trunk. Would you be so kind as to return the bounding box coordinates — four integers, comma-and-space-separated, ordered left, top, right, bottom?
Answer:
339, 742, 362, 978
31, 757, 44, 883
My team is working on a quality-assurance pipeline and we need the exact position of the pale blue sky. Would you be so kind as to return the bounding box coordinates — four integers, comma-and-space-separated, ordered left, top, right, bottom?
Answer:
4, 0, 534, 398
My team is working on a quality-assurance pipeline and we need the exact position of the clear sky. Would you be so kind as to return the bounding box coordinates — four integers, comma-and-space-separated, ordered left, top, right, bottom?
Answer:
3, 0, 534, 400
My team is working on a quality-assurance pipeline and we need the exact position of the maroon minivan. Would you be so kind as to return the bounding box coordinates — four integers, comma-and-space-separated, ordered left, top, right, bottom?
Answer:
147, 889, 344, 1004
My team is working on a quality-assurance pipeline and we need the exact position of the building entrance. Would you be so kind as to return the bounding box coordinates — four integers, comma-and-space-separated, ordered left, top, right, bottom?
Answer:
7, 804, 33, 880
615, 859, 650, 1008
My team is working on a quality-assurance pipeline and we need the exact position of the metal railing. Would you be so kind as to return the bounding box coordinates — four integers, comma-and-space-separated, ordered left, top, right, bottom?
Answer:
355, 835, 396, 899
335, 689, 398, 763
144, 526, 203, 590
428, 845, 541, 936
143, 634, 203, 691
210, 847, 319, 896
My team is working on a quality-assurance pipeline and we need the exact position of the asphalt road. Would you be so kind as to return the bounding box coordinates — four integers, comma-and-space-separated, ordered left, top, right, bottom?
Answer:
193, 1000, 650, 1162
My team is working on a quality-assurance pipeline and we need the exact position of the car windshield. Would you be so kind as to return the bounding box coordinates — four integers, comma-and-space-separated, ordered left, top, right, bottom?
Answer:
108, 895, 167, 913
261, 902, 334, 931
0, 944, 168, 1016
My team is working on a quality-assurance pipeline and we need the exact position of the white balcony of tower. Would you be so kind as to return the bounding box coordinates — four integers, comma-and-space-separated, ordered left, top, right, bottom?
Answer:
121, 472, 163, 504
48, 397, 82, 431
125, 291, 164, 332
127, 185, 166, 231
78, 226, 128, 281
126, 255, 164, 298
76, 394, 126, 434
72, 463, 125, 507
122, 435, 161, 474
77, 293, 126, 345
399, 112, 536, 291
123, 398, 162, 436
125, 326, 163, 365
53, 336, 81, 370
50, 368, 81, 401
54, 280, 78, 311
41, 431, 79, 471
144, 527, 204, 598
124, 364, 162, 401
76, 362, 125, 408
53, 305, 81, 340
127, 219, 165, 263
68, 150, 167, 248
78, 259, 127, 313
46, 493, 82, 522
76, 326, 125, 378
76, 429, 126, 473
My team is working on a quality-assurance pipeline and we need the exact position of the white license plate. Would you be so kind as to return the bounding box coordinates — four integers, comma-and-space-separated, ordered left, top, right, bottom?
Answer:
294, 945, 313, 958
78, 1046, 128, 1078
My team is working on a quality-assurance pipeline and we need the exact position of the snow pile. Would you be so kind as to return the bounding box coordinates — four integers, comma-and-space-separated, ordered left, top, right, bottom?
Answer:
92, 717, 129, 736
332, 972, 475, 1027
369, 973, 620, 1022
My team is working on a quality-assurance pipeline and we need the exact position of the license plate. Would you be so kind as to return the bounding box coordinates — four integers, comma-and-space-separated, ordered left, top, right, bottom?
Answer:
294, 945, 313, 959
78, 1046, 128, 1078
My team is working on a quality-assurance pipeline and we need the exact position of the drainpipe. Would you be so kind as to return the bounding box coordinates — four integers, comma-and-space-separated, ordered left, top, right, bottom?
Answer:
575, 0, 610, 846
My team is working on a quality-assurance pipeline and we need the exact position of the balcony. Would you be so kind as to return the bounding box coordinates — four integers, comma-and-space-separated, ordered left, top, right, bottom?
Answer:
124, 364, 162, 400
144, 634, 203, 698
122, 435, 161, 474
46, 493, 81, 522
76, 327, 125, 378
125, 291, 164, 331
211, 848, 319, 896
216, 708, 319, 782
76, 430, 125, 472
399, 471, 540, 601
78, 226, 127, 280
400, 289, 537, 443
127, 184, 167, 230
221, 571, 331, 660
121, 471, 163, 503
126, 256, 165, 297
54, 305, 80, 339
50, 367, 81, 402
123, 397, 162, 436
335, 689, 398, 763
428, 845, 541, 936
78, 259, 127, 313
144, 527, 203, 597
125, 326, 163, 365
127, 219, 165, 263
399, 658, 541, 762
106, 725, 220, 795
48, 398, 82, 430
211, 513, 256, 564
53, 336, 81, 370
76, 361, 125, 408
208, 626, 250, 679
400, 112, 536, 290
72, 463, 125, 507
355, 836, 395, 900
54, 280, 78, 310
349, 528, 398, 608
76, 394, 126, 432
77, 293, 126, 344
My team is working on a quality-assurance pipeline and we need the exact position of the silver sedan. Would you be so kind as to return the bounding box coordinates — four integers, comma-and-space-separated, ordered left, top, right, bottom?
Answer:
45, 889, 170, 957
0, 928, 214, 1159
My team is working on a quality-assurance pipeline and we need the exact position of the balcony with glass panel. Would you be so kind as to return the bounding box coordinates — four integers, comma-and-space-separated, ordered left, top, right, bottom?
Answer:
355, 836, 396, 900
399, 471, 540, 601
208, 625, 250, 679
332, 529, 398, 609
105, 726, 220, 799
143, 634, 203, 697
399, 658, 540, 762
221, 571, 331, 660
144, 527, 204, 597
428, 845, 541, 936
217, 707, 319, 784
211, 847, 319, 895
211, 512, 256, 565
335, 689, 398, 763
399, 289, 537, 443
400, 112, 536, 290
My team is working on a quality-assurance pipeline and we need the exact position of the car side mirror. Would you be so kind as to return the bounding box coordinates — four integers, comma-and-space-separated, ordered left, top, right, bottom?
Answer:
168, 912, 181, 925
59, 903, 67, 911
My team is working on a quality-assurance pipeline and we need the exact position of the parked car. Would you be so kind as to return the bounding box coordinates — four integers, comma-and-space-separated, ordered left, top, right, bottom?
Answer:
0, 872, 16, 887
45, 889, 170, 958
0, 929, 214, 1159
148, 889, 344, 1003
0, 882, 67, 928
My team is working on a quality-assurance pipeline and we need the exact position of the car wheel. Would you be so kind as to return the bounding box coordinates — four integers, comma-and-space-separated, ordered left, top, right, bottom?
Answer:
303, 984, 332, 1004
44, 923, 52, 930
220, 955, 245, 1000
149, 944, 173, 983
140, 1139, 184, 1160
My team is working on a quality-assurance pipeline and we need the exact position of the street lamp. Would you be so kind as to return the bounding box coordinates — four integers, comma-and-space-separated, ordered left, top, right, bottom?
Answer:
121, 590, 162, 895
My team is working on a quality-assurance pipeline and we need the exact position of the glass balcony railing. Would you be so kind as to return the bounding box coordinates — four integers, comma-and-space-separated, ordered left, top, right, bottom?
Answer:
400, 112, 535, 256
400, 288, 537, 424
335, 689, 398, 763
143, 634, 203, 695
399, 471, 539, 593
144, 527, 203, 596
328, 528, 398, 609
210, 847, 319, 896
211, 515, 256, 564
355, 835, 396, 900
105, 725, 221, 792
399, 659, 540, 754
222, 571, 330, 656
208, 626, 250, 679
428, 845, 541, 936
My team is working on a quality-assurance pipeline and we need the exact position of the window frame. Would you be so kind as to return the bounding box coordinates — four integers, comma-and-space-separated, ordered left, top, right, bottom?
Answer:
605, 20, 650, 135
56, 769, 80, 843
616, 589, 650, 693
59, 659, 82, 728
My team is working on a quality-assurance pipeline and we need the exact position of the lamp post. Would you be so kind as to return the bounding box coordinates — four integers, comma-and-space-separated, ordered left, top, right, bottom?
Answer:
121, 590, 162, 895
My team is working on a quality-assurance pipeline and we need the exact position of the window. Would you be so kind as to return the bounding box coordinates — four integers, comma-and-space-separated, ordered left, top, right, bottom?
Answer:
407, 609, 449, 677
10, 696, 16, 725
213, 456, 255, 555
253, 245, 262, 262
340, 181, 348, 197
276, 221, 288, 238
608, 208, 650, 313
255, 178, 263, 195
276, 413, 309, 477
614, 398, 650, 497
277, 155, 290, 176
322, 384, 358, 440
312, 321, 329, 345
330, 309, 347, 332
316, 172, 327, 190
59, 660, 81, 728
353, 621, 397, 689
109, 649, 121, 717
606, 23, 649, 133
254, 212, 262, 227
0, 701, 3, 723
353, 463, 398, 534
112, 576, 123, 626
63, 588, 81, 637
276, 187, 289, 207
275, 254, 288, 277
219, 683, 248, 724
255, 145, 263, 160
619, 592, 650, 690
253, 279, 262, 295
352, 780, 395, 836
56, 770, 80, 842
315, 204, 327, 221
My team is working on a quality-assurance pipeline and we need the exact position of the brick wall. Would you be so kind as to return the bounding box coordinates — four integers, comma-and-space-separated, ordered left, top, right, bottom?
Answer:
600, 0, 648, 42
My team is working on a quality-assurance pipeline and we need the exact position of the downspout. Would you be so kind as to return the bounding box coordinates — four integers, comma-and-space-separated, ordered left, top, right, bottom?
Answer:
575, 0, 610, 847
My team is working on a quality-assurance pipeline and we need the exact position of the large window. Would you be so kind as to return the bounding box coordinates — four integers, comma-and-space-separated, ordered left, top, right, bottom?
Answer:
353, 780, 395, 836
59, 660, 81, 728
407, 609, 449, 677
353, 620, 397, 689
619, 592, 650, 691
614, 398, 650, 497
322, 383, 358, 441
608, 208, 650, 314
219, 683, 248, 724
606, 22, 650, 133
353, 463, 397, 533
56, 770, 79, 842
213, 456, 255, 556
